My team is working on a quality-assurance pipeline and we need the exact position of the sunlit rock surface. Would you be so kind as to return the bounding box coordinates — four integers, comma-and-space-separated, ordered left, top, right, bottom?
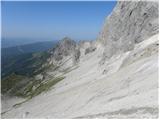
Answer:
1, 1, 159, 119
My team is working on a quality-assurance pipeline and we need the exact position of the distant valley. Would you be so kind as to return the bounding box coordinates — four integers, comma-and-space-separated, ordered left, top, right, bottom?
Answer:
2, 41, 57, 56
1, 41, 57, 78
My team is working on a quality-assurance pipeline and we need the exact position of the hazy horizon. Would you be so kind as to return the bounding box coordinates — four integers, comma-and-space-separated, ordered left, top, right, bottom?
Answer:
2, 1, 117, 43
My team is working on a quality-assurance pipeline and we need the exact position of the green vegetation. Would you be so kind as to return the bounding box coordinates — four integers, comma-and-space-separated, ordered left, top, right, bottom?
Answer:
33, 64, 53, 76
7, 76, 64, 98
1, 74, 65, 115
27, 76, 65, 98
2, 72, 65, 100
1, 44, 66, 100
2, 51, 52, 78
1, 73, 26, 93
1, 42, 67, 103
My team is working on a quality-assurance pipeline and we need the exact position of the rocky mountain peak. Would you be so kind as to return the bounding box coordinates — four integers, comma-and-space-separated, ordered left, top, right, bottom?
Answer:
61, 36, 73, 42
53, 37, 76, 61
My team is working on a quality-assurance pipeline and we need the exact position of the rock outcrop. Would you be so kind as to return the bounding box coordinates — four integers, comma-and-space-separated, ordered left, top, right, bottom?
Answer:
72, 48, 81, 65
98, 1, 159, 59
53, 37, 76, 61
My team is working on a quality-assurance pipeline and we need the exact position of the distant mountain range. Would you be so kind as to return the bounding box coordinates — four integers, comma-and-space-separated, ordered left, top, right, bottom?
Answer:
1, 38, 56, 48
1, 41, 57, 78
2, 41, 57, 57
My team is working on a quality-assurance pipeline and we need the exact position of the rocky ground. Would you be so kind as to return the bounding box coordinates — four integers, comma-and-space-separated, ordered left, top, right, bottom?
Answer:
1, 34, 158, 118
1, 0, 159, 118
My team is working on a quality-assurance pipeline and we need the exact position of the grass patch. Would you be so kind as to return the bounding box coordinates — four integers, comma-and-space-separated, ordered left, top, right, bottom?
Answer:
1, 73, 26, 93
33, 64, 54, 75
12, 76, 64, 107
2, 73, 64, 100
30, 76, 65, 98
21, 76, 65, 98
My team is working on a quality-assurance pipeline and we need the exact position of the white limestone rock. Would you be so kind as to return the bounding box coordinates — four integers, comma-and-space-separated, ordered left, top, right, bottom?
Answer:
98, 1, 158, 59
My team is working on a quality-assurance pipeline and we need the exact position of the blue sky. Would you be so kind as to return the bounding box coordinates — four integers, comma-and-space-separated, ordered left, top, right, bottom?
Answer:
2, 1, 117, 41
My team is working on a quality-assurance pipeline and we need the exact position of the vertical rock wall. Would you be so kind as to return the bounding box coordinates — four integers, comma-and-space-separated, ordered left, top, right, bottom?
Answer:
98, 1, 159, 59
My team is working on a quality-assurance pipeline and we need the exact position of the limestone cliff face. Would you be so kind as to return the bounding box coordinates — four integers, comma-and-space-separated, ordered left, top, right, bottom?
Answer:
98, 1, 159, 59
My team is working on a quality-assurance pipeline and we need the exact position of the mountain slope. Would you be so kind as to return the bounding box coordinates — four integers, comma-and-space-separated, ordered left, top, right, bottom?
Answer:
1, 51, 52, 78
1, 1, 159, 118
2, 34, 158, 118
1, 41, 57, 78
